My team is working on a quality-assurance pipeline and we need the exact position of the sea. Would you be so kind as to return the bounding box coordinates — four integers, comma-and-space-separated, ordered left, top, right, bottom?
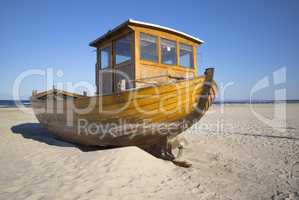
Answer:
0, 100, 32, 108
0, 100, 298, 108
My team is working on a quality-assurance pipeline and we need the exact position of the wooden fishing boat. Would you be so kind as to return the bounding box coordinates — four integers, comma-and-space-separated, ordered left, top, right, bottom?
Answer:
32, 19, 217, 166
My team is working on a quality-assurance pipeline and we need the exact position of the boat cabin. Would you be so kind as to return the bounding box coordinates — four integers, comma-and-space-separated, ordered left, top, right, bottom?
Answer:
89, 19, 204, 95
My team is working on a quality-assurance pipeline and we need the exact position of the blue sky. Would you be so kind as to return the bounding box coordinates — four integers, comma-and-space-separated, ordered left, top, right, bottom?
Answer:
0, 0, 298, 100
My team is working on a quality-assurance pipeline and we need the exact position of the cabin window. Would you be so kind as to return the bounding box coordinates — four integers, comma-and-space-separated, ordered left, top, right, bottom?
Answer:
100, 46, 111, 69
160, 38, 177, 65
114, 34, 131, 65
140, 33, 158, 62
179, 43, 193, 68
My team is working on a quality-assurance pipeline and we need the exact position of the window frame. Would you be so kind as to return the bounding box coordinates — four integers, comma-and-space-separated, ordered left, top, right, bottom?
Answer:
113, 33, 132, 66
139, 32, 158, 63
99, 44, 112, 70
160, 37, 177, 66
179, 43, 194, 68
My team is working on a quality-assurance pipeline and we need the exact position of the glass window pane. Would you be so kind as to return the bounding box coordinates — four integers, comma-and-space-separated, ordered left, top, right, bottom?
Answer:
161, 38, 177, 65
100, 47, 110, 69
114, 34, 131, 64
140, 33, 158, 62
180, 43, 193, 68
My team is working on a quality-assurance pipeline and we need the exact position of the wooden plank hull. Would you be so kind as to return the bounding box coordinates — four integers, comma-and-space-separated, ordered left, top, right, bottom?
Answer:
32, 70, 216, 149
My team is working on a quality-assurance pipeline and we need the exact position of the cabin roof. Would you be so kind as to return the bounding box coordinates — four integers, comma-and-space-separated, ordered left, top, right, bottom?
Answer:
89, 19, 204, 47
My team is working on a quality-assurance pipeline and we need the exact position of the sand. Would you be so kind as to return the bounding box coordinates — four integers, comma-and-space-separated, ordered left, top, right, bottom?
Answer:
0, 104, 298, 200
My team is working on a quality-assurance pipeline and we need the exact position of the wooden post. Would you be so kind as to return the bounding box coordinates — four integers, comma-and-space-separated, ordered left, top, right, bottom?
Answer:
95, 48, 100, 95
95, 63, 100, 94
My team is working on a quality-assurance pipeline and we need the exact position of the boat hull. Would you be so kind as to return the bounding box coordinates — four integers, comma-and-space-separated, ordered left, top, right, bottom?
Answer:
32, 69, 217, 149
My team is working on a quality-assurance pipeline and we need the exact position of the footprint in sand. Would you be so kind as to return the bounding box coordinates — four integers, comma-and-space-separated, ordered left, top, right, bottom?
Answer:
291, 162, 299, 179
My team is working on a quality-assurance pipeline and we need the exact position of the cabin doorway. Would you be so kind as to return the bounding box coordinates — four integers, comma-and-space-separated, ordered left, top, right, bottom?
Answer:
97, 33, 134, 95
112, 33, 134, 92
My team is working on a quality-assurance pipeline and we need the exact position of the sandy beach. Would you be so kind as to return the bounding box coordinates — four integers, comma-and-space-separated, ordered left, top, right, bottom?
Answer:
0, 104, 298, 200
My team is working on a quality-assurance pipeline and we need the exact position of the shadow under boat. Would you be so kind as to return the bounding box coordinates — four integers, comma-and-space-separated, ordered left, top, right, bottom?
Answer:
11, 123, 117, 152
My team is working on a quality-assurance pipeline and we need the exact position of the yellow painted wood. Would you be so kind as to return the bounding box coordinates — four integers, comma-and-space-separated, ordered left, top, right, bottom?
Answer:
33, 79, 206, 126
